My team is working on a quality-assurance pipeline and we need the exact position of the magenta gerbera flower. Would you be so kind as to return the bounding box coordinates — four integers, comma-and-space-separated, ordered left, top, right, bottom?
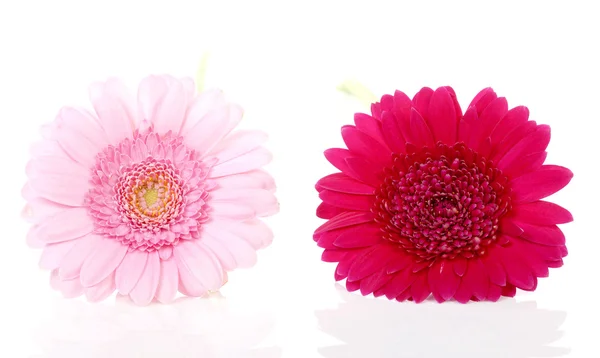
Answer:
23, 75, 278, 305
314, 87, 573, 303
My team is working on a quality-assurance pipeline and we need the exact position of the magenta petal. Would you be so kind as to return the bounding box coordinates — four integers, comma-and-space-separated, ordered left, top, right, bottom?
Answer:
497, 125, 550, 174
354, 113, 387, 147
511, 165, 573, 203
345, 157, 382, 187
496, 246, 536, 291
381, 111, 406, 154
481, 254, 506, 286
412, 87, 434, 118
426, 87, 458, 145
316, 173, 376, 195
347, 244, 393, 282
512, 201, 573, 225
490, 106, 530, 145
453, 257, 467, 276
333, 224, 384, 248
319, 189, 374, 211
517, 222, 566, 246
383, 268, 417, 299
316, 202, 345, 219
324, 148, 353, 173
314, 211, 374, 235
468, 87, 497, 114
406, 108, 435, 148
360, 269, 392, 296
410, 271, 430, 303
437, 261, 461, 301
341, 126, 392, 167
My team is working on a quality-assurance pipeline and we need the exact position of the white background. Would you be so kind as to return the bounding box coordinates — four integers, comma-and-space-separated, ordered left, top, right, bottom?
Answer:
0, 0, 599, 357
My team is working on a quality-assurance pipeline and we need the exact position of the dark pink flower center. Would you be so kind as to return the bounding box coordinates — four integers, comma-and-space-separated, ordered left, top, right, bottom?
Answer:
85, 130, 212, 251
374, 143, 510, 261
114, 160, 184, 231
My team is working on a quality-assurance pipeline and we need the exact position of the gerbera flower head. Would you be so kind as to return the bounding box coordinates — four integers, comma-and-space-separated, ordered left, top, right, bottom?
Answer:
23, 75, 278, 305
314, 87, 572, 303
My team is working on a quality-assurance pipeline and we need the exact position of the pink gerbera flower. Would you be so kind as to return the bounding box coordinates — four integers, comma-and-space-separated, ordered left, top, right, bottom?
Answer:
23, 75, 278, 305
314, 87, 572, 303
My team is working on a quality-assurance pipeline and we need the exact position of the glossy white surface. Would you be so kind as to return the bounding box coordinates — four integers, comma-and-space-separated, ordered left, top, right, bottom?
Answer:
0, 0, 598, 357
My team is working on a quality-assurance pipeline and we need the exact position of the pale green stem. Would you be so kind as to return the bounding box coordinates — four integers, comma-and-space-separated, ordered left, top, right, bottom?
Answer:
195, 53, 211, 92
337, 79, 377, 106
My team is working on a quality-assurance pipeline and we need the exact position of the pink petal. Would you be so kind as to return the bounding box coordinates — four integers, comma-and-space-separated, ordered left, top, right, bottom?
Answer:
39, 240, 78, 270
314, 211, 374, 234
30, 174, 90, 207
406, 108, 434, 148
209, 188, 278, 216
115, 250, 148, 295
209, 147, 271, 178
426, 87, 458, 145
89, 78, 135, 145
181, 89, 227, 134
58, 234, 103, 280
85, 272, 116, 302
185, 104, 243, 155
316, 173, 376, 195
209, 202, 255, 221
228, 219, 274, 249
27, 156, 88, 180
26, 225, 45, 248
138, 75, 187, 135
319, 189, 374, 211
158, 246, 173, 260
209, 130, 268, 163
382, 267, 416, 299
52, 123, 101, 167
129, 251, 160, 305
56, 107, 108, 148
341, 126, 391, 167
211, 169, 275, 192
156, 257, 178, 303
50, 270, 84, 298
201, 234, 237, 270
512, 201, 573, 225
80, 237, 128, 287
173, 241, 224, 290
37, 208, 93, 243
174, 251, 207, 297
203, 224, 257, 269
510, 165, 573, 203
22, 197, 69, 224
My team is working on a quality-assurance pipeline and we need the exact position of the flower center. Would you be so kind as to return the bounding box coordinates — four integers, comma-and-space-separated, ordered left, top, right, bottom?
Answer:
373, 143, 510, 261
115, 160, 184, 231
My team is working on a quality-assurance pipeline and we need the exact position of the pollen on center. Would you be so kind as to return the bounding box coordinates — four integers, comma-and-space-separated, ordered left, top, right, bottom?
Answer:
143, 187, 159, 207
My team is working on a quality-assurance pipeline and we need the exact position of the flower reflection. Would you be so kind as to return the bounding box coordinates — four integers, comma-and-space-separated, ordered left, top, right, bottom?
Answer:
316, 285, 568, 358
33, 293, 281, 358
